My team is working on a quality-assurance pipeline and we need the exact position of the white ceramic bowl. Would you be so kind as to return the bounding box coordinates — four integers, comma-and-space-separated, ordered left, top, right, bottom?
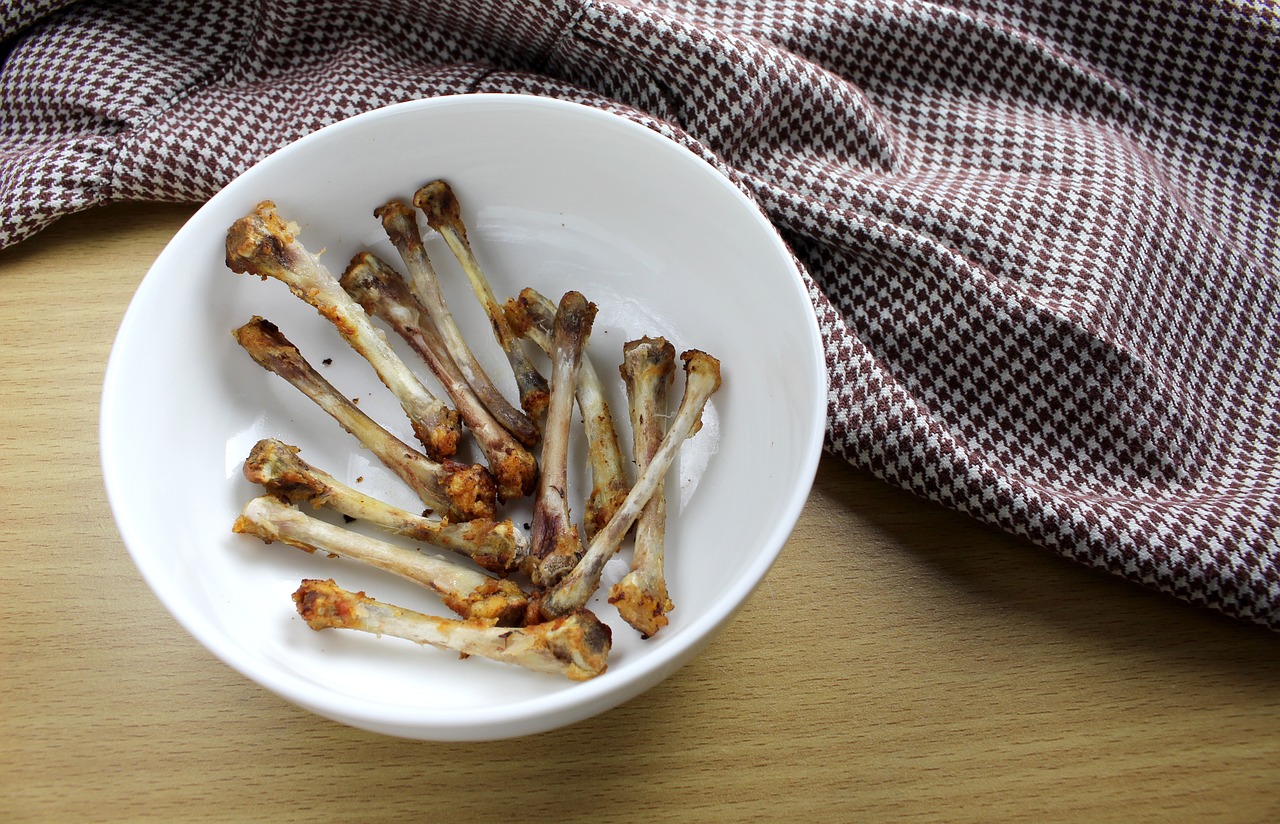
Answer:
100, 94, 826, 741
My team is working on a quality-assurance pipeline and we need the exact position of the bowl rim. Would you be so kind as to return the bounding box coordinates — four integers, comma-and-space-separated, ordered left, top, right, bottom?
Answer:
99, 93, 829, 739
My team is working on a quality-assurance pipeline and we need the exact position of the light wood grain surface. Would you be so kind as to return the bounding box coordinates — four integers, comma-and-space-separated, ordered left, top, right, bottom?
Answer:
2, 202, 1278, 822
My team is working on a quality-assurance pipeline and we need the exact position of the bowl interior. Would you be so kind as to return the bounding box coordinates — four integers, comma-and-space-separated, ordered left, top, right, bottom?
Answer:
101, 95, 826, 740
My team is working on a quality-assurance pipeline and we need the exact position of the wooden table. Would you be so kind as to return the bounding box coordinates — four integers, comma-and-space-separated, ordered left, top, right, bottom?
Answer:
3, 202, 1278, 822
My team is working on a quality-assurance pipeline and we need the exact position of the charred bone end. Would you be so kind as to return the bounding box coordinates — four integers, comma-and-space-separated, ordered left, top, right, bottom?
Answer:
441, 576, 528, 627
532, 290, 596, 423
232, 316, 307, 379
517, 382, 548, 423
555, 291, 598, 342
532, 529, 586, 589
294, 578, 365, 630
224, 200, 300, 277
230, 506, 313, 556
502, 295, 535, 338
413, 179, 465, 239
621, 336, 678, 387
542, 609, 613, 681
493, 443, 540, 504
608, 577, 673, 640
242, 438, 328, 504
374, 199, 423, 251
584, 485, 630, 543
230, 511, 269, 540
340, 251, 415, 315
440, 460, 499, 522
454, 519, 529, 574
679, 349, 722, 435
411, 415, 463, 465
500, 293, 551, 422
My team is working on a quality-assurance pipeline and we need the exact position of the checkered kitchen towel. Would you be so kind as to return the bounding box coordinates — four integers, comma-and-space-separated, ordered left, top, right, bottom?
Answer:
3, 1, 1277, 629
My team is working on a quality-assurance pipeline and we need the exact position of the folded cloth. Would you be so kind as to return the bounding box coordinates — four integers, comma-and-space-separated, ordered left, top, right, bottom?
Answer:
2, 0, 1277, 629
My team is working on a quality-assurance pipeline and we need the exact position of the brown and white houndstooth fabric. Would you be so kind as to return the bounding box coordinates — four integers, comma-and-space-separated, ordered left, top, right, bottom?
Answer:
2, 1, 1278, 629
